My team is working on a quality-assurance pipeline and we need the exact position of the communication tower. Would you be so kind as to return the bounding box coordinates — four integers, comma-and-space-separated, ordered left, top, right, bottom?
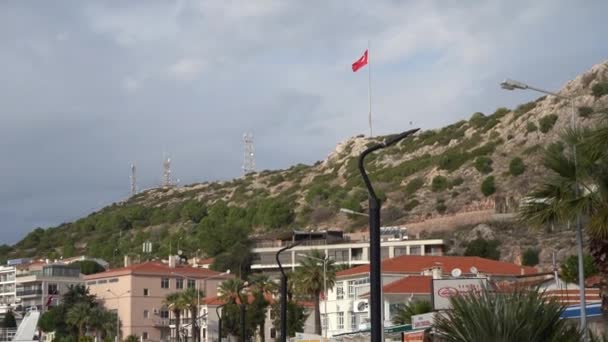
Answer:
243, 132, 255, 174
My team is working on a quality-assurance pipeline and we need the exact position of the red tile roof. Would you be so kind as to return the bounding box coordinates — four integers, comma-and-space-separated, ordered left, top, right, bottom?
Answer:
382, 276, 432, 294
336, 255, 537, 278
84, 261, 227, 280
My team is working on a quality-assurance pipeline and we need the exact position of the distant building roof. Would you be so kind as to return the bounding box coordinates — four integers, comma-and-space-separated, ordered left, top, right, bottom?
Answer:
336, 255, 537, 278
84, 261, 227, 280
382, 276, 432, 295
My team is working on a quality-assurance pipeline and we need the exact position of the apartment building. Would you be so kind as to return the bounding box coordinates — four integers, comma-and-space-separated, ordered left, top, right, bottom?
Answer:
14, 262, 83, 313
322, 255, 538, 338
0, 266, 16, 315
251, 229, 445, 273
85, 257, 231, 342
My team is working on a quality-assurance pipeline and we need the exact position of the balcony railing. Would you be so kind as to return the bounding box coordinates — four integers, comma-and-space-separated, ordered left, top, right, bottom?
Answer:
16, 289, 42, 296
154, 319, 170, 327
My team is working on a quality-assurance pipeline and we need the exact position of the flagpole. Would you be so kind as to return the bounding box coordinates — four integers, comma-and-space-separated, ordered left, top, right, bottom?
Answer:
368, 40, 372, 137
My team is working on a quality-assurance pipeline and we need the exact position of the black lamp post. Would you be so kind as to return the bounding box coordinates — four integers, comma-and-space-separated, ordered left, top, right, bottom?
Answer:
215, 304, 225, 342
276, 241, 302, 342
358, 128, 419, 342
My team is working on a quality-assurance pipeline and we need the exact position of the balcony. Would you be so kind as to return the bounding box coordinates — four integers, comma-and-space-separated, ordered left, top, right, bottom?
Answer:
154, 319, 170, 327
16, 289, 42, 297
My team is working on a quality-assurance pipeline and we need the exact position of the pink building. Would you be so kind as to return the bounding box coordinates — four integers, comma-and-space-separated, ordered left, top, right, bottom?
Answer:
85, 258, 231, 342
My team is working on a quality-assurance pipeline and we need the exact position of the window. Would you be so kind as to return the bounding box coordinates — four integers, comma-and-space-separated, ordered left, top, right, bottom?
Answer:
144, 310, 149, 318
351, 313, 357, 330
394, 247, 408, 257
86, 281, 96, 285
144, 288, 149, 296
270, 328, 277, 338
160, 310, 169, 319
347, 277, 370, 299
410, 246, 421, 255
321, 314, 327, 329
142, 332, 148, 340
48, 284, 58, 295
98, 280, 107, 284
109, 278, 119, 283
176, 278, 184, 289
337, 312, 344, 330
202, 328, 206, 339
187, 279, 195, 289
336, 282, 344, 300
161, 277, 169, 289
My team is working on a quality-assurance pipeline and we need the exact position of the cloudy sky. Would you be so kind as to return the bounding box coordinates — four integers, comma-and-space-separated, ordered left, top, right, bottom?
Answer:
1, 1, 607, 244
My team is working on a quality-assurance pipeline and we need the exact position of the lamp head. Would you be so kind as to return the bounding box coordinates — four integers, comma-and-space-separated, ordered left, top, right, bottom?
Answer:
500, 79, 528, 91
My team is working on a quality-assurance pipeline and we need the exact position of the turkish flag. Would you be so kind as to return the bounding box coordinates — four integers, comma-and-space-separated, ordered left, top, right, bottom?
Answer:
352, 50, 368, 72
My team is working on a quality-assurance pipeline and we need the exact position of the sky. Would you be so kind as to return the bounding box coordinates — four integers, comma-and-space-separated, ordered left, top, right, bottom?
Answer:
1, 0, 607, 245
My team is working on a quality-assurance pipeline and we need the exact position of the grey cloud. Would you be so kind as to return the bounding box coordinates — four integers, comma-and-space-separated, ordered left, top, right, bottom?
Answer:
1, 0, 608, 244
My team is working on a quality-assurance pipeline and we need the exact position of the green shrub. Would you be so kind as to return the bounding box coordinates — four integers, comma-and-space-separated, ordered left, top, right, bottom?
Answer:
578, 106, 593, 118
404, 199, 420, 211
522, 248, 540, 266
469, 112, 487, 128
526, 122, 537, 133
474, 156, 493, 174
489, 131, 500, 140
514, 101, 536, 117
450, 177, 464, 187
436, 199, 447, 214
538, 114, 558, 133
492, 107, 510, 119
481, 176, 496, 196
465, 238, 500, 260
592, 82, 608, 98
404, 178, 424, 195
509, 157, 525, 176
522, 144, 541, 155
431, 176, 448, 192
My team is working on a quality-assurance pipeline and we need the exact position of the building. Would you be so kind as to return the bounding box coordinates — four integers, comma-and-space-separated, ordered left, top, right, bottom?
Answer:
85, 257, 231, 342
0, 265, 16, 316
251, 229, 445, 273
322, 255, 539, 338
14, 262, 83, 313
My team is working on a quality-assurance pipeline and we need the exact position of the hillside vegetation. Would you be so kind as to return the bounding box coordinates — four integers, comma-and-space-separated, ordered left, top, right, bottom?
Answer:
2, 61, 608, 268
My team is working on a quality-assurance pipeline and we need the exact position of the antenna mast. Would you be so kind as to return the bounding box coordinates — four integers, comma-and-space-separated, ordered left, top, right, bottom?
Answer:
243, 132, 255, 174
130, 164, 137, 196
162, 157, 173, 187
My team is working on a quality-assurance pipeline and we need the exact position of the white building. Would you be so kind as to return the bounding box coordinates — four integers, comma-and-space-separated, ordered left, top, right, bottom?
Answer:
0, 265, 16, 315
251, 230, 445, 273
15, 262, 83, 314
322, 255, 539, 338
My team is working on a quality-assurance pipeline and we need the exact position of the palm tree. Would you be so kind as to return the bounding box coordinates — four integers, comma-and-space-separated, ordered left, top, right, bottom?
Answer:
248, 274, 278, 342
294, 250, 336, 336
66, 302, 92, 337
164, 292, 187, 342
391, 300, 432, 325
433, 288, 581, 341
181, 288, 204, 342
519, 127, 608, 311
218, 278, 246, 304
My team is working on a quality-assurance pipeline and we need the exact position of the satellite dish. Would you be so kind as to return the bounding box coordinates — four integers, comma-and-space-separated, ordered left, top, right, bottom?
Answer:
470, 266, 478, 274
451, 268, 462, 278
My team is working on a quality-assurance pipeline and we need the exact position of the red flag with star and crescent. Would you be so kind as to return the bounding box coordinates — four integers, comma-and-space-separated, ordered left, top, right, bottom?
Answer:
352, 50, 368, 72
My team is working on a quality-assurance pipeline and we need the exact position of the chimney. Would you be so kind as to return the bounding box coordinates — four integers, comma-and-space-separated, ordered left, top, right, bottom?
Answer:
432, 266, 443, 279
124, 255, 132, 268
422, 268, 433, 276
168, 255, 176, 268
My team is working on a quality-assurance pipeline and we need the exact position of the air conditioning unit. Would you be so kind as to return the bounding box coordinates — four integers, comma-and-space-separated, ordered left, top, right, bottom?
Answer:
353, 299, 369, 313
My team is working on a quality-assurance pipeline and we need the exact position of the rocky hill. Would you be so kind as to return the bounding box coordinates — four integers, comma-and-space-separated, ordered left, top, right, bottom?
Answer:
2, 61, 608, 269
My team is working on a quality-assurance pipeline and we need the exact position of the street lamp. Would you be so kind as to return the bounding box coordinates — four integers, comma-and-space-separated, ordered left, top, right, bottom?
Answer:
215, 303, 226, 342
297, 253, 329, 340
171, 270, 231, 342
500, 78, 587, 338
106, 289, 130, 342
276, 241, 302, 342
359, 128, 420, 342
339, 208, 369, 217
